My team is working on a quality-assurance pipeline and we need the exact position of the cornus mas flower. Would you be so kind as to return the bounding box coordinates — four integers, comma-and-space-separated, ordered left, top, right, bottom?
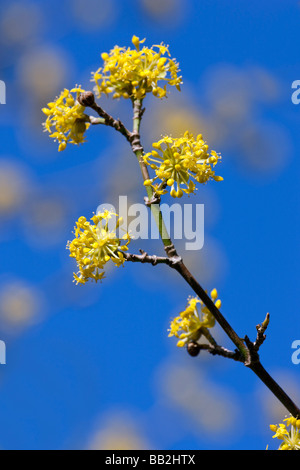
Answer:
143, 132, 223, 198
270, 416, 300, 450
42, 87, 89, 151
168, 289, 221, 347
92, 35, 182, 100
67, 210, 131, 284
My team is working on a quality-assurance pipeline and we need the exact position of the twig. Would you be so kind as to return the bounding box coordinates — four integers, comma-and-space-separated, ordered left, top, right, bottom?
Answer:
78, 91, 132, 142
187, 327, 244, 362
253, 312, 270, 352
83, 114, 105, 125
122, 249, 181, 267
189, 341, 244, 362
130, 98, 173, 247
243, 313, 270, 365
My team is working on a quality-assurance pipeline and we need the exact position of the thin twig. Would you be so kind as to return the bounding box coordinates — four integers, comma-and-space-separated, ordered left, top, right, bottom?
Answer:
130, 98, 173, 247
195, 342, 244, 362
253, 312, 270, 352
122, 249, 181, 267
78, 91, 132, 142
83, 114, 105, 125
187, 327, 244, 362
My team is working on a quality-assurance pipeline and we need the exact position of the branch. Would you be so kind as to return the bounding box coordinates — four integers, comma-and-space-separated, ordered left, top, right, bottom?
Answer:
253, 312, 270, 352
187, 326, 244, 362
167, 249, 250, 361
83, 89, 300, 419
122, 249, 181, 267
83, 114, 105, 125
187, 341, 244, 362
78, 91, 132, 142
130, 98, 173, 247
243, 312, 270, 366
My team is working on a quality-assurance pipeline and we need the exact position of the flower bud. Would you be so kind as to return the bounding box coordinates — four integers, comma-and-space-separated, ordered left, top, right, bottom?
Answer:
187, 341, 201, 357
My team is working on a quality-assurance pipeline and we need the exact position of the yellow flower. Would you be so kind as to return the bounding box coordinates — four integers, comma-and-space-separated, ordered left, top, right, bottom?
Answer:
92, 35, 182, 101
270, 416, 300, 450
143, 132, 223, 198
67, 210, 131, 284
42, 87, 89, 151
168, 289, 220, 347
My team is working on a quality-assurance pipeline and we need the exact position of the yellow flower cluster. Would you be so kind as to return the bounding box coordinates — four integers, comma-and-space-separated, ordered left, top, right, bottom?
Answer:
67, 210, 131, 284
143, 132, 223, 198
168, 289, 221, 347
270, 416, 300, 450
92, 35, 182, 101
42, 87, 89, 151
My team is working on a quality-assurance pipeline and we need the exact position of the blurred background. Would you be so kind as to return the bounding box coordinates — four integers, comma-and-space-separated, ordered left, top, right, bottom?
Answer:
0, 0, 299, 450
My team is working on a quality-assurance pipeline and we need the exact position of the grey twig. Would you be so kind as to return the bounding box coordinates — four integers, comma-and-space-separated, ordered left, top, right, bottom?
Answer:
78, 91, 132, 142
253, 312, 270, 352
243, 313, 271, 366
122, 249, 182, 267
197, 343, 244, 361
83, 114, 105, 125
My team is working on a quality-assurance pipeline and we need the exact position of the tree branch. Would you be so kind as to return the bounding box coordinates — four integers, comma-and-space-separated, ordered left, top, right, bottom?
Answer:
122, 249, 181, 267
83, 114, 105, 125
189, 341, 244, 362
84, 89, 300, 419
253, 312, 270, 352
